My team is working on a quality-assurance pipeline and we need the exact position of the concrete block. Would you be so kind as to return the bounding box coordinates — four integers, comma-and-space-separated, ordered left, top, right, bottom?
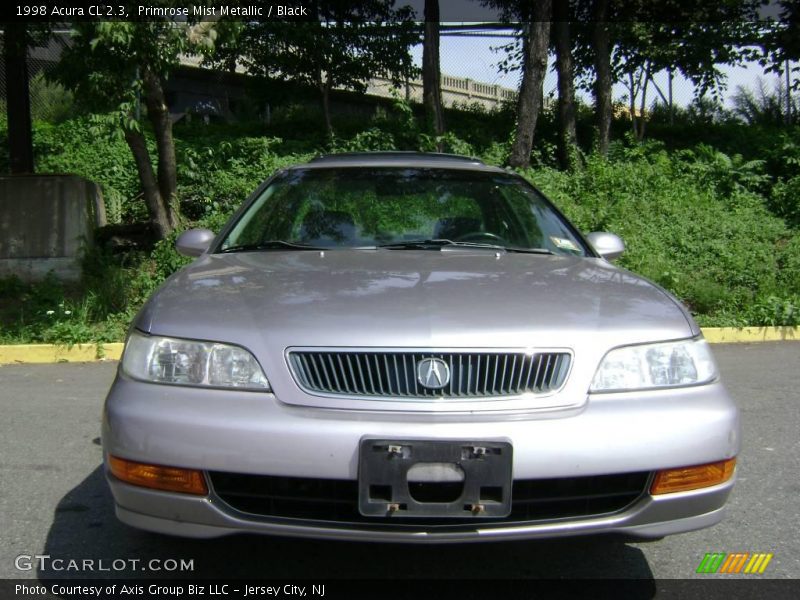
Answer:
0, 175, 106, 281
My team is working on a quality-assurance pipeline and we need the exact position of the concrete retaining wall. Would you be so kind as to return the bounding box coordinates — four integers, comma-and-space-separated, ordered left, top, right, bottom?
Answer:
0, 175, 106, 281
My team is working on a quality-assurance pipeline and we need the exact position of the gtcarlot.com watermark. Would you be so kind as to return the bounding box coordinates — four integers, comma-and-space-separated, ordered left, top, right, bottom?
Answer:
15, 554, 194, 573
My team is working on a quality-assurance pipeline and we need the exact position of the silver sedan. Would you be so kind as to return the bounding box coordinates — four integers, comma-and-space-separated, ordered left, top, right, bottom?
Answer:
102, 152, 739, 542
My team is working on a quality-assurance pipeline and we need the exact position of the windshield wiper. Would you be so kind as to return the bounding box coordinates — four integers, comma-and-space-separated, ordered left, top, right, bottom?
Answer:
378, 238, 501, 250
218, 240, 325, 253
502, 247, 555, 255
378, 239, 555, 255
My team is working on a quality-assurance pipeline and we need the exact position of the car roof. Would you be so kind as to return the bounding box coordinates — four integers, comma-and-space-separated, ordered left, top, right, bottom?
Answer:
295, 151, 508, 173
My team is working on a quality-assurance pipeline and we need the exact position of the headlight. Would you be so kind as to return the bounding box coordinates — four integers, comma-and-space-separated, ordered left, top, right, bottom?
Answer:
590, 338, 717, 393
122, 331, 271, 391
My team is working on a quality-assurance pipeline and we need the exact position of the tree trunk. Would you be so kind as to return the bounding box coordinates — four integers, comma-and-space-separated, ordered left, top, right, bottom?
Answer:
322, 84, 333, 137
508, 3, 552, 169
422, 0, 445, 149
628, 70, 638, 137
4, 24, 34, 173
637, 63, 652, 141
124, 128, 172, 240
593, 0, 612, 157
320, 80, 333, 137
553, 8, 578, 171
626, 63, 651, 142
141, 67, 179, 229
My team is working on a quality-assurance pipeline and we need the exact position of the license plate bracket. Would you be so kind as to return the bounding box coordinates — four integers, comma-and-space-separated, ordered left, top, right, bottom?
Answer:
358, 439, 512, 518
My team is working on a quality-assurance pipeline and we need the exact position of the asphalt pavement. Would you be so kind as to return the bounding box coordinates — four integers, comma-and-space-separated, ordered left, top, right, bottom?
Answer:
0, 343, 798, 582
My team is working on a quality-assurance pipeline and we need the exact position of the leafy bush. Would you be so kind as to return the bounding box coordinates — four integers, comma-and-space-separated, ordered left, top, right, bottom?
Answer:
3, 108, 800, 343
743, 295, 799, 327
776, 235, 800, 291
176, 134, 309, 219
677, 144, 771, 197
731, 77, 799, 127
770, 175, 800, 228
30, 72, 77, 124
330, 128, 397, 152
526, 145, 798, 326
33, 117, 141, 223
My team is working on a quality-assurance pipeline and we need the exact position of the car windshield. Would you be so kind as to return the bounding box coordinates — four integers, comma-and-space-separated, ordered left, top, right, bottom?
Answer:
218, 167, 588, 256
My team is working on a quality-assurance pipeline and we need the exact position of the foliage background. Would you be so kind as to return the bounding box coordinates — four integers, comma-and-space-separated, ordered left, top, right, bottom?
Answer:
1, 92, 799, 343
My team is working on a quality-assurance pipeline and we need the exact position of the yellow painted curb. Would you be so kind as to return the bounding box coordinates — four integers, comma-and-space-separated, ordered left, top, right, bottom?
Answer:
701, 326, 799, 344
0, 343, 124, 364
0, 328, 798, 365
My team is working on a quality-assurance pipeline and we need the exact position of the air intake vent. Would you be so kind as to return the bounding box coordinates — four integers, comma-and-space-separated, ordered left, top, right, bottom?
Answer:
208, 471, 649, 526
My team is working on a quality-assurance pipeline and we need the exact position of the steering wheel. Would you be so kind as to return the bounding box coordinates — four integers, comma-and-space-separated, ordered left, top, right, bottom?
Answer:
454, 231, 507, 244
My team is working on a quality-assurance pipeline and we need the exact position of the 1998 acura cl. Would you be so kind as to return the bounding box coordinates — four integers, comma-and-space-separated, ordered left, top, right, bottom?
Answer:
102, 152, 739, 542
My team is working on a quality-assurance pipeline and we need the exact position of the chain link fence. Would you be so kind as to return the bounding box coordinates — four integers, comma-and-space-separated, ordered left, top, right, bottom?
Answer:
0, 29, 74, 127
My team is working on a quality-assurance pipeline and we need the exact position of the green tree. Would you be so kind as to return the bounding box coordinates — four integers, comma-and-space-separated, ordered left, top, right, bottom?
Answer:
758, 0, 800, 86
225, 0, 418, 137
55, 20, 216, 239
613, 16, 761, 140
569, 1, 761, 147
756, 1, 800, 124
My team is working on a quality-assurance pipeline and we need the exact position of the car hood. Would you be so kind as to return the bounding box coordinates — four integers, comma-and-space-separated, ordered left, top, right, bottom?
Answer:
139, 249, 694, 345
135, 250, 697, 410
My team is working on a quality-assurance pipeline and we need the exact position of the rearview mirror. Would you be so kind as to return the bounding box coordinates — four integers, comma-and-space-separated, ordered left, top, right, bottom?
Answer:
175, 228, 215, 257
586, 232, 625, 261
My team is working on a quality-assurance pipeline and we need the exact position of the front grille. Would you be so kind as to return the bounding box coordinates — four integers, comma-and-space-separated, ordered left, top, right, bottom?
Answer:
208, 472, 649, 527
287, 350, 571, 398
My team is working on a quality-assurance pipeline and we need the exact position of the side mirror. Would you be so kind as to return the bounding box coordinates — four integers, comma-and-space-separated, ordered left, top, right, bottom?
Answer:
175, 228, 215, 257
586, 232, 625, 261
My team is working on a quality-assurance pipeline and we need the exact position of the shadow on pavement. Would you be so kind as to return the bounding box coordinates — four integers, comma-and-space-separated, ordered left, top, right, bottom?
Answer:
38, 465, 656, 586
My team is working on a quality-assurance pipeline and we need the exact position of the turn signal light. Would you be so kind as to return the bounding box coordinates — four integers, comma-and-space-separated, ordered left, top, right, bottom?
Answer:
651, 458, 736, 495
108, 455, 208, 495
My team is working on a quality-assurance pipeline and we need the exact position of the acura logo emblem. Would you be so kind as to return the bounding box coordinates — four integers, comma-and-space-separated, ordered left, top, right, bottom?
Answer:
417, 358, 450, 390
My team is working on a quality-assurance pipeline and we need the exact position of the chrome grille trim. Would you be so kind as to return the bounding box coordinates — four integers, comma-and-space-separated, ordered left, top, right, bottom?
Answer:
287, 348, 572, 400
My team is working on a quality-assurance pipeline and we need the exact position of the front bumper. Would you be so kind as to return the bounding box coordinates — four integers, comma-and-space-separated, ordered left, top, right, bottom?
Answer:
109, 476, 734, 542
102, 373, 739, 542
